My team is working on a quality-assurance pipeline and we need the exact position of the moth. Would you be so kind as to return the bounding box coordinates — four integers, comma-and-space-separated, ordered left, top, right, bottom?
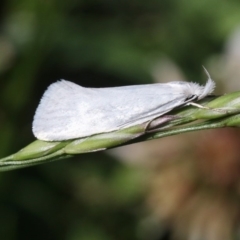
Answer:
33, 72, 215, 141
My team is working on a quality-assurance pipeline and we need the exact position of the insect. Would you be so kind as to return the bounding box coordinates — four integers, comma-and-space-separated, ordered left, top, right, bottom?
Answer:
32, 71, 215, 141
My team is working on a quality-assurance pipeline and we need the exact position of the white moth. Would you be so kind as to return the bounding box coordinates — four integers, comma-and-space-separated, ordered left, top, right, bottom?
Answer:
33, 74, 215, 141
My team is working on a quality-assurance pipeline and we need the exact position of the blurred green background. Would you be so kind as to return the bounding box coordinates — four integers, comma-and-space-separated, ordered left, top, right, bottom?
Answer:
1, 0, 240, 239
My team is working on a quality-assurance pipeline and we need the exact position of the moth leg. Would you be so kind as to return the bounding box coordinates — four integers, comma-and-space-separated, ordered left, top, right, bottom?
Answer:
188, 102, 233, 114
186, 102, 208, 109
146, 115, 178, 132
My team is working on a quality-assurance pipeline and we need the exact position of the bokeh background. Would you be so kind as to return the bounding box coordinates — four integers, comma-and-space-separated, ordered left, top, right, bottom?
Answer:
1, 0, 240, 239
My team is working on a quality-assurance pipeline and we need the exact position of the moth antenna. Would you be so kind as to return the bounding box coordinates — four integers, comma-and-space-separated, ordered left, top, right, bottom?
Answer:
196, 66, 215, 99
202, 65, 211, 79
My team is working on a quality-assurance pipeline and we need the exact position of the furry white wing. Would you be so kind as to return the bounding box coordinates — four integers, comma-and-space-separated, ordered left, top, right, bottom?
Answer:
32, 80, 206, 141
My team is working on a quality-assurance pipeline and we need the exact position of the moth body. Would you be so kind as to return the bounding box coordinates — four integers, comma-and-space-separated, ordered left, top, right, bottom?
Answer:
33, 77, 215, 141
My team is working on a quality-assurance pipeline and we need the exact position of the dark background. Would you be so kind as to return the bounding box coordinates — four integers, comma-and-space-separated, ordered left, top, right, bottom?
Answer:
1, 0, 240, 239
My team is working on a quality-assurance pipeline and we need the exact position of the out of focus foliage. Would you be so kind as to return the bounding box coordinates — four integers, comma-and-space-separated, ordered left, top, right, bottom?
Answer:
1, 0, 240, 239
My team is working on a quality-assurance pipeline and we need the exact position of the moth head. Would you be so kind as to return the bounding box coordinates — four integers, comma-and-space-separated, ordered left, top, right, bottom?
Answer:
190, 67, 216, 100
188, 77, 215, 100
172, 67, 215, 101
167, 75, 215, 101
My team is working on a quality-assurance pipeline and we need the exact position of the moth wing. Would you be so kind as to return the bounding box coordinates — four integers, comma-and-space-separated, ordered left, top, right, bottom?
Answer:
33, 80, 188, 141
